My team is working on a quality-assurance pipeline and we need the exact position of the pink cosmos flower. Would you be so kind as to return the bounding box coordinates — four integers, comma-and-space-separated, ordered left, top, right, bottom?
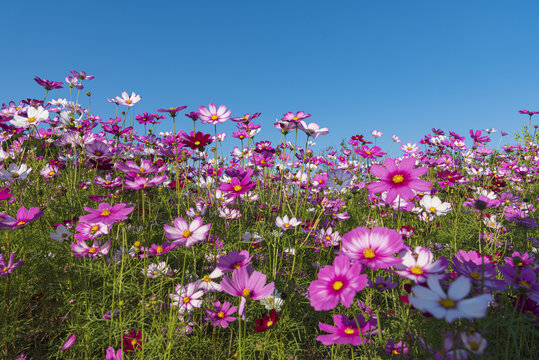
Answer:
169, 282, 204, 314
308, 255, 368, 311
80, 203, 134, 225
393, 246, 448, 283
204, 300, 237, 328
0, 206, 43, 230
0, 251, 23, 276
367, 157, 432, 204
341, 226, 404, 270
210, 250, 253, 278
164, 216, 211, 248
198, 103, 231, 125
219, 176, 256, 198
317, 313, 378, 346
139, 242, 175, 258
70, 240, 110, 258
220, 267, 274, 317
124, 175, 168, 191
106, 347, 123, 360
61, 334, 77, 351
281, 111, 311, 123
354, 145, 386, 159
74, 222, 110, 241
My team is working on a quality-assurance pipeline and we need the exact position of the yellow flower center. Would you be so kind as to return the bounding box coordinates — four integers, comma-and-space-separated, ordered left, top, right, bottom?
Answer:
233, 185, 242, 192
203, 275, 211, 282
344, 328, 355, 335
156, 246, 164, 254
182, 229, 192, 238
470, 272, 481, 280
332, 281, 344, 291
131, 339, 137, 346
90, 225, 99, 233
439, 298, 456, 309
366, 150, 372, 155
233, 264, 241, 269
16, 220, 26, 226
183, 296, 190, 304
363, 248, 376, 259
28, 117, 36, 123
11, 173, 19, 178
266, 320, 273, 327
469, 341, 479, 351
169, 107, 176, 110
194, 141, 201, 145
217, 311, 225, 318
126, 100, 132, 104
211, 115, 219, 121
2, 267, 9, 272
519, 280, 531, 288
410, 265, 423, 275
284, 224, 290, 228
88, 247, 97, 254
105, 180, 111, 185
292, 117, 298, 121
101, 209, 111, 216
134, 241, 141, 247
429, 207, 437, 212
139, 168, 145, 172
242, 288, 250, 297
392, 174, 404, 183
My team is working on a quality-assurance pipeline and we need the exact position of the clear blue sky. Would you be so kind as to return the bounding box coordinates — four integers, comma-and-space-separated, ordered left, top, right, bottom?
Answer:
2, 0, 539, 155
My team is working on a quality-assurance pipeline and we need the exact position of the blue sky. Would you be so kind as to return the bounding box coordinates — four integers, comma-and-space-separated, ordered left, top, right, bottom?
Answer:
1, 0, 538, 155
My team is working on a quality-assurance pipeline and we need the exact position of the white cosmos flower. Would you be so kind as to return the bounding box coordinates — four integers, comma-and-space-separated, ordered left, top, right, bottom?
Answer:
11, 106, 49, 128
419, 195, 452, 216
409, 276, 492, 323
0, 163, 32, 182
49, 225, 73, 242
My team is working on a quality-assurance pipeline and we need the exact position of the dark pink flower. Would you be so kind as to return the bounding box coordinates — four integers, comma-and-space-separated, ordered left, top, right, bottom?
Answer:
317, 313, 378, 346
80, 203, 133, 225
367, 157, 432, 203
308, 255, 367, 311
0, 206, 43, 230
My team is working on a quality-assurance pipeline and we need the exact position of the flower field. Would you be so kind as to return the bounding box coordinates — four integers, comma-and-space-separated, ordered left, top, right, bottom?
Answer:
1, 72, 538, 359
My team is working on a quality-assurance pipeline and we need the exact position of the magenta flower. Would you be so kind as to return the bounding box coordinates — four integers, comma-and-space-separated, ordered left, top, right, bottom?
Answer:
281, 111, 311, 123
164, 216, 211, 248
317, 313, 378, 346
74, 222, 110, 241
34, 76, 63, 90
204, 300, 237, 328
220, 267, 274, 317
0, 187, 12, 200
219, 175, 256, 198
80, 203, 134, 225
140, 242, 175, 258
341, 227, 404, 270
157, 105, 188, 118
61, 334, 77, 351
169, 282, 204, 314
105, 347, 124, 360
212, 250, 253, 277
308, 255, 368, 311
518, 110, 539, 116
0, 251, 23, 276
198, 103, 231, 125
354, 145, 386, 159
0, 206, 43, 230
367, 157, 432, 203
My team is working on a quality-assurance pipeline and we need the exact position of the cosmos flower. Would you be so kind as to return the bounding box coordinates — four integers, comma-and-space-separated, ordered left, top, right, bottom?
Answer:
164, 216, 211, 248
254, 309, 280, 332
70, 240, 110, 258
204, 301, 237, 328
341, 226, 404, 270
308, 255, 368, 311
80, 202, 134, 225
367, 157, 432, 204
275, 215, 301, 231
115, 91, 141, 107
220, 267, 274, 317
0, 163, 32, 182
34, 76, 63, 90
61, 334, 77, 351
0, 251, 23, 276
317, 313, 378, 346
394, 246, 448, 283
408, 276, 492, 323
354, 145, 386, 159
170, 282, 205, 314
105, 347, 123, 360
157, 105, 188, 118
198, 103, 231, 125
0, 206, 43, 230
11, 106, 49, 128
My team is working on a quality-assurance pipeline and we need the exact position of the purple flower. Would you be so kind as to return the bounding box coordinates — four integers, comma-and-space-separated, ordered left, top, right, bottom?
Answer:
0, 251, 23, 276
0, 206, 43, 230
106, 347, 124, 360
204, 300, 237, 328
